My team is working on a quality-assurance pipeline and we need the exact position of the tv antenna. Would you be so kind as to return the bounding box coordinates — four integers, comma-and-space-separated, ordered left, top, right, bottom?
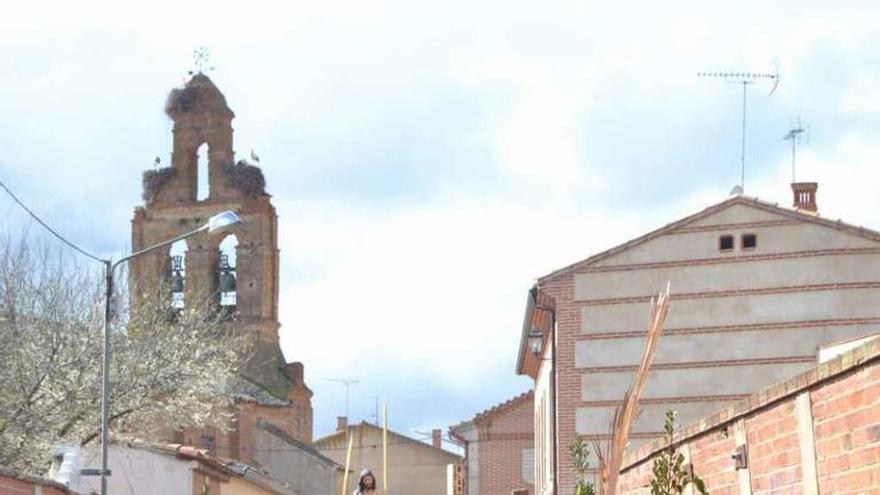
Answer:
326, 377, 360, 419
698, 68, 780, 193
783, 118, 808, 182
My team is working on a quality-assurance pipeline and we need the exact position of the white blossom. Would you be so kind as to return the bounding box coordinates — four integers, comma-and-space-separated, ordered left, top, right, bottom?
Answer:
0, 234, 250, 474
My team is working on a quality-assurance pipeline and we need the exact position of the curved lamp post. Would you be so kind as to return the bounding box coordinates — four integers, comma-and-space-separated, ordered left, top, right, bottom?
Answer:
92, 210, 240, 495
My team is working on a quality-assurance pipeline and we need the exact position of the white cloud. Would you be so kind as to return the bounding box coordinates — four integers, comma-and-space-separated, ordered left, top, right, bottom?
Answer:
6, 0, 880, 437
275, 193, 653, 386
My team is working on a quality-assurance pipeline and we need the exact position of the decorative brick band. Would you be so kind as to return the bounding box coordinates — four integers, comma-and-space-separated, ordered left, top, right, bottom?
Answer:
579, 281, 880, 307
481, 432, 533, 441
579, 316, 880, 340
620, 336, 880, 472
582, 247, 880, 274
581, 356, 814, 373
667, 219, 799, 234
580, 395, 750, 407
578, 432, 663, 441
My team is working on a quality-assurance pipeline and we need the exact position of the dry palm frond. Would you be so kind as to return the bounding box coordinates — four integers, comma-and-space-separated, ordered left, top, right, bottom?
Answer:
600, 282, 671, 494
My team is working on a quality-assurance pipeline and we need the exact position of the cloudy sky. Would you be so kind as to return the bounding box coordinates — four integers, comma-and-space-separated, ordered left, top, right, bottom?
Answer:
3, 1, 880, 445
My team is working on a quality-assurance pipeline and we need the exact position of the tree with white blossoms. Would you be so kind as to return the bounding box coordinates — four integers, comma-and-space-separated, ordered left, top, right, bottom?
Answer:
0, 234, 251, 474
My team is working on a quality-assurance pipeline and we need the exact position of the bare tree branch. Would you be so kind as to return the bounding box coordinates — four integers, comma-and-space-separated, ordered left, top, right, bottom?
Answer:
0, 232, 252, 473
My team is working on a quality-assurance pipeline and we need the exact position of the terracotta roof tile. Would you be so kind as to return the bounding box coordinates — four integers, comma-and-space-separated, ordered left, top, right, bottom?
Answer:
470, 390, 534, 425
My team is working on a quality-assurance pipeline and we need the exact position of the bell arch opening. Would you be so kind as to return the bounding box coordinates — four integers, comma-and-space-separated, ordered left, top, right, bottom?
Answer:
218, 234, 238, 309
196, 142, 210, 201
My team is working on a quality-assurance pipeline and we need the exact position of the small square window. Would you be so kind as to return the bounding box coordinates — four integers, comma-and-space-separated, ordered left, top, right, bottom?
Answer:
742, 233, 757, 250
719, 235, 734, 251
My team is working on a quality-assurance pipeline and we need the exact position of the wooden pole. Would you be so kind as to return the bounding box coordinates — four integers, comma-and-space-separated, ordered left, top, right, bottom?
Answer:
383, 398, 389, 494
341, 431, 354, 495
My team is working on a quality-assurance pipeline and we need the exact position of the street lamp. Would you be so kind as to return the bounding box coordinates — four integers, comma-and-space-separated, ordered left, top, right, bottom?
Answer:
528, 286, 557, 495
90, 210, 240, 495
528, 329, 544, 357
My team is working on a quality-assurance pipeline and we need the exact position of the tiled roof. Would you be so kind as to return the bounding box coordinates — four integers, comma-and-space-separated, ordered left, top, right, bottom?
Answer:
120, 438, 297, 494
451, 390, 534, 436
0, 465, 76, 494
255, 419, 341, 468
472, 390, 534, 424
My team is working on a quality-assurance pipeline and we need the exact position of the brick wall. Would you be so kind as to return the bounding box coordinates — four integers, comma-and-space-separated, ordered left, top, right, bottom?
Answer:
541, 274, 577, 495
0, 471, 73, 495
617, 338, 880, 494
526, 198, 880, 495
131, 73, 313, 465
477, 394, 535, 495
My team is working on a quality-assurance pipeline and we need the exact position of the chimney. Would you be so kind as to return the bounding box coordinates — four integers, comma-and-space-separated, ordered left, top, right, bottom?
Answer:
791, 182, 818, 212
337, 416, 348, 433
432, 429, 442, 449
285, 362, 305, 386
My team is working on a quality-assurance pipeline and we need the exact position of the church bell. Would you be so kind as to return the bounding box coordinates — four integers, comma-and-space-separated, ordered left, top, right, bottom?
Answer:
220, 271, 237, 292
219, 255, 236, 292
170, 256, 185, 292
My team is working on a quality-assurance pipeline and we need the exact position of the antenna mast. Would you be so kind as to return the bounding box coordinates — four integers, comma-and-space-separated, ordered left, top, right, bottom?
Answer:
698, 69, 779, 192
327, 378, 360, 419
784, 119, 806, 182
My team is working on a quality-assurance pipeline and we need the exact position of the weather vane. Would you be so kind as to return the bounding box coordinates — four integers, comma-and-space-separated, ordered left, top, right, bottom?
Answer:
190, 47, 215, 75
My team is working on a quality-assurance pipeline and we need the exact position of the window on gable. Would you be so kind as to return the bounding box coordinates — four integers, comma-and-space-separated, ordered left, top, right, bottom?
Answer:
719, 235, 734, 252
742, 233, 757, 250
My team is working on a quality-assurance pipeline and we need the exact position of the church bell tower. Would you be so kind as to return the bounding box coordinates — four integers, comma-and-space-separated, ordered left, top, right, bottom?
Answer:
130, 73, 313, 460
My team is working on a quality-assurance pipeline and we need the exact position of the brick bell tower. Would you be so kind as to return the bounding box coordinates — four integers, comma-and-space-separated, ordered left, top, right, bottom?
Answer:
130, 73, 313, 460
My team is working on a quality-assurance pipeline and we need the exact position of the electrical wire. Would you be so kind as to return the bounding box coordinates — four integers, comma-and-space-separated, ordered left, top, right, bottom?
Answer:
0, 176, 104, 262
256, 438, 464, 454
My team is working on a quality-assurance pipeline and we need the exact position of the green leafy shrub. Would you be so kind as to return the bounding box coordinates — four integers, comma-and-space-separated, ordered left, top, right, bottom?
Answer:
570, 436, 597, 495
650, 411, 707, 495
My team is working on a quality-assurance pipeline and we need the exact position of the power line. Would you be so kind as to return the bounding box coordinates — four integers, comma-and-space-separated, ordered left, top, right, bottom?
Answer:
0, 176, 103, 262
278, 437, 460, 454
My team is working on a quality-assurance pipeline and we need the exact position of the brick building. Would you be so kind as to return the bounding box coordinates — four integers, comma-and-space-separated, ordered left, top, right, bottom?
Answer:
617, 335, 880, 494
0, 465, 76, 495
450, 391, 535, 495
517, 184, 880, 494
129, 73, 312, 462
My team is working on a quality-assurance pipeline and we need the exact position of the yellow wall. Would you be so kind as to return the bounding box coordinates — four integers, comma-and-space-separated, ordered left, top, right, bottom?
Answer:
317, 424, 459, 495
220, 476, 277, 495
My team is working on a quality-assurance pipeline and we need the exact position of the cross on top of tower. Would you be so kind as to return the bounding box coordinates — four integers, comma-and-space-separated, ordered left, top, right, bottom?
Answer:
191, 46, 214, 75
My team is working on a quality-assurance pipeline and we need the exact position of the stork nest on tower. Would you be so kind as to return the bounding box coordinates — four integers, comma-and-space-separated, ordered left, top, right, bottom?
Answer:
142, 166, 176, 203
224, 160, 268, 197
164, 86, 199, 117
